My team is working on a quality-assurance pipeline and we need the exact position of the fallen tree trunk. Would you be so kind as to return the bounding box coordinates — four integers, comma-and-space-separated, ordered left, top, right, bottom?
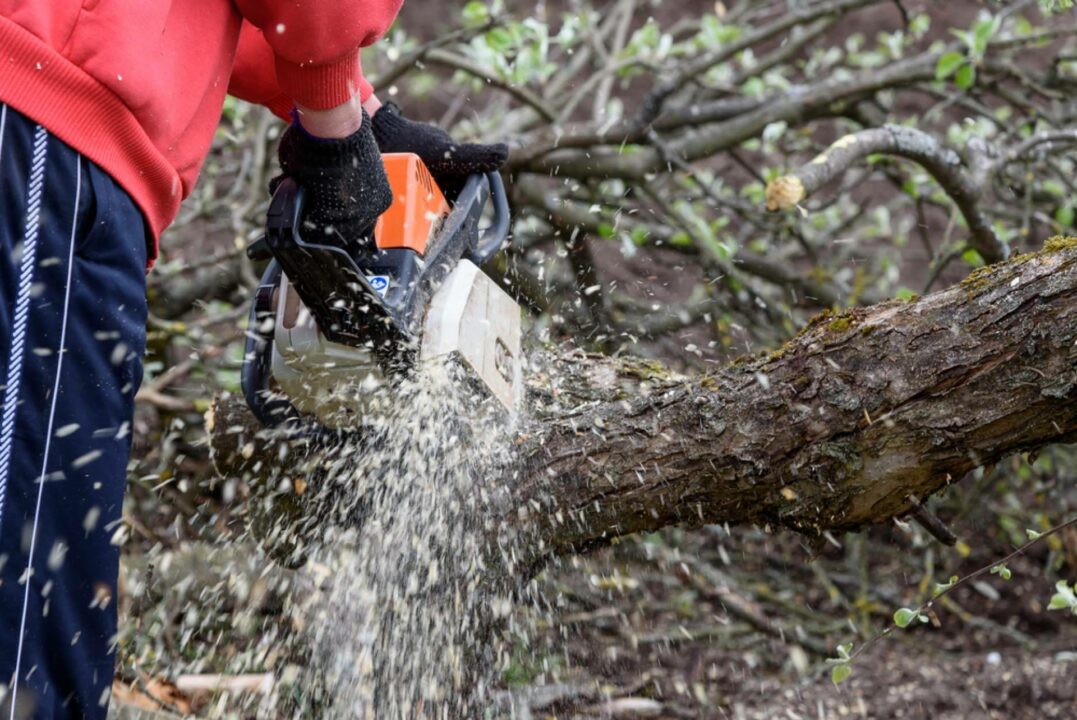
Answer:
211, 239, 1077, 561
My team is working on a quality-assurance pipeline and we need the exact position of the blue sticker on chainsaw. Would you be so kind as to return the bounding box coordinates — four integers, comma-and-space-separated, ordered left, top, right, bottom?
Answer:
367, 275, 390, 298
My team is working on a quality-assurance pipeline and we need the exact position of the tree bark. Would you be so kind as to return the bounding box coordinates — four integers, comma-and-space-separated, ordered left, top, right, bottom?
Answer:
211, 239, 1077, 562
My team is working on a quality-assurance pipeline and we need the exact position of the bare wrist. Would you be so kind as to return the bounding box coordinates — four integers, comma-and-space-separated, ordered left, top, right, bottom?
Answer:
362, 94, 383, 117
294, 96, 363, 139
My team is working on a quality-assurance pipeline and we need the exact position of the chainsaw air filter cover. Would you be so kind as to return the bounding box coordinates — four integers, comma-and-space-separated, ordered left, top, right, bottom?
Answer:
373, 153, 449, 255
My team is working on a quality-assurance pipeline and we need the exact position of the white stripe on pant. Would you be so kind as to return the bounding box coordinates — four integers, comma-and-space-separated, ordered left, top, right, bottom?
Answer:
8, 143, 81, 720
0, 104, 7, 172
0, 123, 48, 533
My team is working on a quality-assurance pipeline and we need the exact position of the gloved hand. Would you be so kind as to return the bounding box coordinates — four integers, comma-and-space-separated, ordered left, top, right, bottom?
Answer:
371, 101, 509, 193
276, 109, 392, 248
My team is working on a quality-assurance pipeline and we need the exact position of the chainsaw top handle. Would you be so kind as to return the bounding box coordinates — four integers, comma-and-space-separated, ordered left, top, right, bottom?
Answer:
467, 171, 510, 266
245, 166, 510, 268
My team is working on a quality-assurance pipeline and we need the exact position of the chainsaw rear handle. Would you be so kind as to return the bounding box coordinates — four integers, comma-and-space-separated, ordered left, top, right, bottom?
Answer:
467, 171, 510, 266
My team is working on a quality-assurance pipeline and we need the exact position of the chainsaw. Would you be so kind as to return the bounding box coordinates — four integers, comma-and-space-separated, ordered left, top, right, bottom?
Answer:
241, 153, 522, 433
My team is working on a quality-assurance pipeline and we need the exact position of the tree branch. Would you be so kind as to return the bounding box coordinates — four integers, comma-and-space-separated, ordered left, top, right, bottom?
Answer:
764, 124, 1008, 262
518, 238, 1077, 561
211, 238, 1077, 568
634, 0, 886, 130
516, 52, 940, 178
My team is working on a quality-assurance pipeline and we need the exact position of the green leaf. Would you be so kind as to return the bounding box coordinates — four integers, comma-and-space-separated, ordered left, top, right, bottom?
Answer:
462, 1, 489, 27
831, 663, 852, 685
669, 231, 693, 247
933, 575, 959, 598
1047, 594, 1070, 610
971, 17, 1001, 56
1042, 179, 1066, 197
699, 15, 743, 46
597, 222, 616, 239
954, 63, 976, 90
625, 19, 660, 56
991, 564, 1012, 581
950, 28, 973, 49
485, 28, 514, 52
894, 607, 919, 628
1026, 529, 1043, 540
762, 121, 788, 144
1056, 205, 1075, 228
895, 287, 919, 301
962, 249, 985, 267
935, 51, 966, 80
1047, 580, 1077, 611
910, 14, 931, 38
741, 77, 766, 97
1040, 0, 1076, 15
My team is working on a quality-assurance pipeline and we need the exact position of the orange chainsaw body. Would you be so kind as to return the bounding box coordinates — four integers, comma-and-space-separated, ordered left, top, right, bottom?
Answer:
373, 153, 449, 255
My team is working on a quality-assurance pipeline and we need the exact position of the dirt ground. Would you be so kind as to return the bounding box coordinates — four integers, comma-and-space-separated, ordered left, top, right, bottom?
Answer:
513, 648, 1077, 719
506, 525, 1077, 719
758, 649, 1076, 720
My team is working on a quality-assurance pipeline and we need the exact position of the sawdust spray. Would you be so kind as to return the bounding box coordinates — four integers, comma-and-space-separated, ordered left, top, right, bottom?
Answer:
257, 359, 524, 718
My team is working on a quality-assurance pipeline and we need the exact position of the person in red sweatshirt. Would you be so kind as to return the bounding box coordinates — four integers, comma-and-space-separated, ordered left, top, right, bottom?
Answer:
0, 2, 508, 718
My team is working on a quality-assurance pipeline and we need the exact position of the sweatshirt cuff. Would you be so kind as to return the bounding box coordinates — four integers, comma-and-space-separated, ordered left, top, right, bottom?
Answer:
264, 93, 294, 122
274, 49, 373, 109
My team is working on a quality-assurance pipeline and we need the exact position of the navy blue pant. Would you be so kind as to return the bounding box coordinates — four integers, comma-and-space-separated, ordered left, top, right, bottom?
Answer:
0, 106, 147, 719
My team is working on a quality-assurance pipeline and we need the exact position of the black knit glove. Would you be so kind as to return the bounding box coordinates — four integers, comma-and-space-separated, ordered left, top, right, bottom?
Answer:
371, 101, 508, 193
276, 110, 392, 249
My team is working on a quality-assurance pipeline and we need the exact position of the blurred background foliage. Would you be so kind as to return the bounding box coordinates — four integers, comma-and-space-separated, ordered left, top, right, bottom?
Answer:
117, 1, 1075, 717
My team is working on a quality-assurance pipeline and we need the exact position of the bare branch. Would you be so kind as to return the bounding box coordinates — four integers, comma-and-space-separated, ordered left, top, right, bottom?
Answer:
634, 0, 887, 130
764, 124, 1008, 262
422, 49, 557, 123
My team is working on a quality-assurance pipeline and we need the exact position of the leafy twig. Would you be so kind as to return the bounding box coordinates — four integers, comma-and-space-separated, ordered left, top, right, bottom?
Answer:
829, 514, 1077, 684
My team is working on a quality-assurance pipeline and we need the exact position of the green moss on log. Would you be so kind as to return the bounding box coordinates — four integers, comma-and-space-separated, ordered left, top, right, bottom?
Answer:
1043, 235, 1077, 253
962, 236, 1077, 296
827, 316, 854, 333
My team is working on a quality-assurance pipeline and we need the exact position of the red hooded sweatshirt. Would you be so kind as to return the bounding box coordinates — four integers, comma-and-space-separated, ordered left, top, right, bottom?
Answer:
0, 0, 403, 266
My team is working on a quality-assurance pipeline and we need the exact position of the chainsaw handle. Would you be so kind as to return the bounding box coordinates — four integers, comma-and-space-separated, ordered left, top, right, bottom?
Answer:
241, 259, 304, 428
467, 171, 510, 266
